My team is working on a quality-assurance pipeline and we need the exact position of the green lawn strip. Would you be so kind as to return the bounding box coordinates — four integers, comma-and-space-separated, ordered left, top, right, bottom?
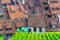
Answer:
21, 32, 28, 40
11, 32, 60, 40
52, 32, 58, 40
16, 33, 20, 40
34, 32, 39, 40
42, 32, 47, 40
13, 32, 19, 40
55, 32, 60, 39
56, 32, 60, 37
45, 32, 48, 40
35, 32, 40, 40
29, 32, 34, 40
28, 33, 32, 40
40, 32, 45, 40
22, 32, 27, 40
43, 32, 46, 37
48, 33, 54, 40
40, 32, 43, 37
14, 33, 19, 40
18, 33, 22, 40
11, 32, 23, 40
36, 32, 41, 40
53, 32, 59, 40
46, 33, 50, 40
41, 33, 44, 40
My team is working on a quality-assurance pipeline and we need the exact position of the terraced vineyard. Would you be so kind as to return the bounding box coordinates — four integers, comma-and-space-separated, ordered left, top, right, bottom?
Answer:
11, 32, 60, 40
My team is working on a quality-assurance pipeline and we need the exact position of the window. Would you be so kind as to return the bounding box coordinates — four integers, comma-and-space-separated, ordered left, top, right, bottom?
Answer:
43, 3, 48, 5
34, 27, 36, 32
47, 15, 52, 18
0, 29, 2, 31
31, 9, 35, 14
42, 28, 45, 32
51, 25, 57, 29
39, 27, 42, 32
6, 28, 11, 31
26, 18, 28, 26
36, 27, 39, 32
45, 7, 49, 11
29, 29, 31, 32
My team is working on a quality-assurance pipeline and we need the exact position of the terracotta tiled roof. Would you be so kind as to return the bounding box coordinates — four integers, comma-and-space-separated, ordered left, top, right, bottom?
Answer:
7, 5, 27, 19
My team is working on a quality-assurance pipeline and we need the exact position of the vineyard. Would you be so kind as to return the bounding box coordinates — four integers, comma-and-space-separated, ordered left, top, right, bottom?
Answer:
10, 32, 60, 40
